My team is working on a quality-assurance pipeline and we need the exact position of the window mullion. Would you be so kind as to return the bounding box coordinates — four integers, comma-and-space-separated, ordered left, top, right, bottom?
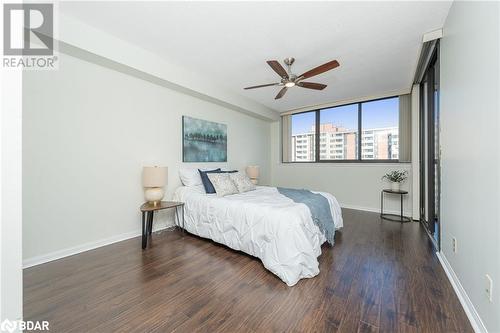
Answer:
358, 103, 362, 161
315, 110, 320, 162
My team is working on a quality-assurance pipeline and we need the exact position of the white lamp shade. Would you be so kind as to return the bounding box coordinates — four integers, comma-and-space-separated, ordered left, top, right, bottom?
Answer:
142, 166, 168, 187
246, 166, 260, 179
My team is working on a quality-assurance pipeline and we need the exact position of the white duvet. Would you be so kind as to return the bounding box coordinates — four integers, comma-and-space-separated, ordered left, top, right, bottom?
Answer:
173, 185, 343, 286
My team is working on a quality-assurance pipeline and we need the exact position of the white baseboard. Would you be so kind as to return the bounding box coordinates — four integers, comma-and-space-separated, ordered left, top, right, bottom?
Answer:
340, 203, 412, 218
436, 251, 488, 333
22, 224, 172, 269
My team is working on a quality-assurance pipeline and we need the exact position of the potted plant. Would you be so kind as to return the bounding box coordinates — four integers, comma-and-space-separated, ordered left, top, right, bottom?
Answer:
382, 170, 408, 191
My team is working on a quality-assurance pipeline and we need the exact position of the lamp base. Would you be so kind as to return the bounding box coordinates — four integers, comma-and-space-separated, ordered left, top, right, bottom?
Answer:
144, 187, 165, 203
250, 178, 258, 185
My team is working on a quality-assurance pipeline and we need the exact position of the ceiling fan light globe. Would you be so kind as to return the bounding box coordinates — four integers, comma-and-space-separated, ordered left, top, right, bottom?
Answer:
285, 82, 295, 88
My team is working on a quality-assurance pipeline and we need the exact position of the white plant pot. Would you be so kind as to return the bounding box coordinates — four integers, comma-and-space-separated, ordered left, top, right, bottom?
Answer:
390, 182, 401, 191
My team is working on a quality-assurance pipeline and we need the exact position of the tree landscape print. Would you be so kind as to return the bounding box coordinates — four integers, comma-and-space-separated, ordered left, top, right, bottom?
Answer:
183, 116, 227, 162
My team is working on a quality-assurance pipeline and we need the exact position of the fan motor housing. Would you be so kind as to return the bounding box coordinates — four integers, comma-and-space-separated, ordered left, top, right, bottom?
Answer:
284, 57, 295, 66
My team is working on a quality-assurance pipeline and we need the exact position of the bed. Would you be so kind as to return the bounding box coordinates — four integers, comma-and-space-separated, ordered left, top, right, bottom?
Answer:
173, 185, 343, 286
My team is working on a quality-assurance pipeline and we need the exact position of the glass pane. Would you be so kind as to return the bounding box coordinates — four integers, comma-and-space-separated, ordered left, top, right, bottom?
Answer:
291, 111, 316, 162
361, 98, 399, 160
319, 104, 358, 160
422, 81, 429, 221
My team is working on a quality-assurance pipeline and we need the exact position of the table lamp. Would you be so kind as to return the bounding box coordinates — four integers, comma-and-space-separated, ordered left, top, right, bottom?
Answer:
142, 166, 168, 205
246, 166, 260, 185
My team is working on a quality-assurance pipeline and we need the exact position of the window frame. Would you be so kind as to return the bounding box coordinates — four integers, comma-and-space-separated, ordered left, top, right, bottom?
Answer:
284, 95, 403, 164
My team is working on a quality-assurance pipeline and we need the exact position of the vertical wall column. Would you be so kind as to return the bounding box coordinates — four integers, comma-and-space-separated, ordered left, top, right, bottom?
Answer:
0, 69, 23, 323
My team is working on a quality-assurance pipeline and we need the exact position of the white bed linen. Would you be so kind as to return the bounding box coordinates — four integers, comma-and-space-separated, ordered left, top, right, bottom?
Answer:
173, 185, 343, 286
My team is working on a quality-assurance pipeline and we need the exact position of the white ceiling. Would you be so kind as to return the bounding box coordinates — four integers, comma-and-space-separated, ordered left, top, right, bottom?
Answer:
61, 1, 451, 113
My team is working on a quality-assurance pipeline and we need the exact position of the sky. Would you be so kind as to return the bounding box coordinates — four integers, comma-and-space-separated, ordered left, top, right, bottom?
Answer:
291, 97, 399, 135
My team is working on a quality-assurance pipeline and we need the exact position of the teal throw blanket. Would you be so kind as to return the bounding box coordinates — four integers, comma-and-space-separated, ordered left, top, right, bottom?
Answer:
277, 187, 335, 245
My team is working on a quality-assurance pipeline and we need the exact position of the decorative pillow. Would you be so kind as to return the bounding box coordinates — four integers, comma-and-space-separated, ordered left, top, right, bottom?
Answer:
221, 170, 238, 174
179, 168, 202, 186
199, 168, 222, 193
229, 172, 256, 193
207, 173, 239, 197
179, 168, 220, 187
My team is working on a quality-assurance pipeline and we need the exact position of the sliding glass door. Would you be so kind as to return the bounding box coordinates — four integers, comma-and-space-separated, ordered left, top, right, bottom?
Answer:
419, 44, 441, 248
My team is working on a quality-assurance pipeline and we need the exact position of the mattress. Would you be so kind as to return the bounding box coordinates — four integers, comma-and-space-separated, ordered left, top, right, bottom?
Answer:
173, 185, 343, 286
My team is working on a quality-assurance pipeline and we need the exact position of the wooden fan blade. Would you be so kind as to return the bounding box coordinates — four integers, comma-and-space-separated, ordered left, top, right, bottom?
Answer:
275, 87, 288, 100
299, 60, 339, 80
297, 82, 327, 90
244, 83, 280, 90
267, 60, 288, 78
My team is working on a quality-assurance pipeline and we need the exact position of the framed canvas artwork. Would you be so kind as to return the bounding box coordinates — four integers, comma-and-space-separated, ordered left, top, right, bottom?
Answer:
182, 116, 227, 162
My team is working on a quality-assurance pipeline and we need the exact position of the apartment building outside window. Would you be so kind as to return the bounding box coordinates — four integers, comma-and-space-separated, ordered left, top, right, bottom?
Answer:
285, 96, 405, 163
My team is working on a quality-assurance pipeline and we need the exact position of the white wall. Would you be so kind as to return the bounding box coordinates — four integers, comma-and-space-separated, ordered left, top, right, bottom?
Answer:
23, 52, 271, 265
440, 1, 500, 332
1, 66, 23, 324
270, 122, 413, 215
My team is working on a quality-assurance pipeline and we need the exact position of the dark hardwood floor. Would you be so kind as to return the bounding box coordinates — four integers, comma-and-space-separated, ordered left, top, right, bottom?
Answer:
24, 209, 473, 332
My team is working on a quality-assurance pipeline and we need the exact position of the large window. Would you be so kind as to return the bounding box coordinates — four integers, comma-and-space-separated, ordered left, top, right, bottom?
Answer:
286, 96, 402, 162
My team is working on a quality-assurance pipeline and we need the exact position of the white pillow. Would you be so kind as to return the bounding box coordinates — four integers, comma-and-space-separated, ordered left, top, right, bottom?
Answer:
207, 173, 239, 197
178, 168, 202, 186
229, 172, 256, 193
179, 168, 220, 186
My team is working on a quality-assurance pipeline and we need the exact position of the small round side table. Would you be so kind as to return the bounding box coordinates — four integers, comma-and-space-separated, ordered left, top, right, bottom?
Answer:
380, 189, 412, 223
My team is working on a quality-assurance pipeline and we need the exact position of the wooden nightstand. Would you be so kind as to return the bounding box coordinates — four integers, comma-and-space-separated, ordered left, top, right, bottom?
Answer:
140, 201, 185, 249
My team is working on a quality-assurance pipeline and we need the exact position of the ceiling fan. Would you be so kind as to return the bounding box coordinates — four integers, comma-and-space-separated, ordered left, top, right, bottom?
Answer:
244, 57, 340, 100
